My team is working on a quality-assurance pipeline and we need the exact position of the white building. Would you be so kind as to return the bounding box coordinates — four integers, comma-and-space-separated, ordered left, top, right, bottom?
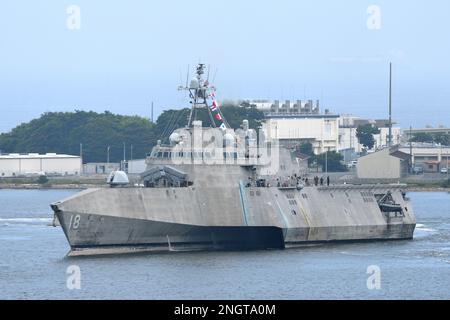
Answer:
247, 100, 402, 156
127, 159, 147, 174
83, 162, 120, 175
247, 99, 321, 114
254, 99, 339, 154
398, 144, 450, 172
338, 115, 401, 153
0, 153, 81, 177
263, 114, 340, 154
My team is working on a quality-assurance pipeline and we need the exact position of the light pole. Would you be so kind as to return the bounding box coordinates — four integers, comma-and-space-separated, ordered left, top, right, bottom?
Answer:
107, 146, 110, 164
122, 142, 126, 171
130, 144, 133, 173
79, 143, 83, 175
447, 148, 449, 179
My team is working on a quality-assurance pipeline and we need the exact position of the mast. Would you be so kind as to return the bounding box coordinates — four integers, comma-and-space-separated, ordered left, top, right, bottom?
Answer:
388, 62, 392, 147
178, 63, 230, 129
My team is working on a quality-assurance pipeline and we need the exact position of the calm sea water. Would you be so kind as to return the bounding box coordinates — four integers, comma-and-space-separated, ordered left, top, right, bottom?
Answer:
0, 189, 449, 300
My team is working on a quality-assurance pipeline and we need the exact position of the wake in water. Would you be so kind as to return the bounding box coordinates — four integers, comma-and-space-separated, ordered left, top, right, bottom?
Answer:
0, 217, 53, 226
415, 223, 437, 233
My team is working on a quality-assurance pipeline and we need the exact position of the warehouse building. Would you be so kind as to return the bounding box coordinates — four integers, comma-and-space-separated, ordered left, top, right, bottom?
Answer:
0, 153, 81, 177
356, 146, 411, 179
83, 162, 120, 175
398, 144, 450, 173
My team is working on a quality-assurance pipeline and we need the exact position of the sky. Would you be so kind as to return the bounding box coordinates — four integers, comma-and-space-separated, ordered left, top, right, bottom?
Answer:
1, 0, 449, 133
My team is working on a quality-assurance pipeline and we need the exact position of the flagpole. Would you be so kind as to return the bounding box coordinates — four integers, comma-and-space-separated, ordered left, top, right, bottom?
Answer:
205, 100, 217, 127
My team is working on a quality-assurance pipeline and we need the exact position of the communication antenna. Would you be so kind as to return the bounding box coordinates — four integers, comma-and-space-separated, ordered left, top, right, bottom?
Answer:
388, 62, 393, 147
151, 101, 154, 123
185, 64, 190, 88
212, 68, 218, 84
178, 63, 230, 129
207, 64, 211, 82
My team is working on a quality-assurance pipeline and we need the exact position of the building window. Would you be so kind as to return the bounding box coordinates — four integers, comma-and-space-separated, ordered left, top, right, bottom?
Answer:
324, 122, 332, 136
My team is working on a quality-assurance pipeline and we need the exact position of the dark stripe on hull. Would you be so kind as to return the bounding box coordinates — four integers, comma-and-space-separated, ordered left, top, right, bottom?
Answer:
56, 211, 285, 255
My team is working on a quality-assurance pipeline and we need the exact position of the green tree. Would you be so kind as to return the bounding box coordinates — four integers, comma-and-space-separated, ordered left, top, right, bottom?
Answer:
434, 133, 450, 146
442, 178, 450, 188
410, 132, 434, 143
356, 124, 380, 150
298, 142, 314, 157
37, 175, 49, 184
314, 151, 347, 172
410, 132, 450, 146
0, 111, 156, 163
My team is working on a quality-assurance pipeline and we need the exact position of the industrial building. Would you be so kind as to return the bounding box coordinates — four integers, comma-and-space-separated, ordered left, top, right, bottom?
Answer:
398, 144, 450, 173
83, 162, 120, 175
257, 99, 340, 154
402, 126, 450, 141
248, 99, 322, 115
249, 100, 400, 156
0, 153, 81, 177
127, 159, 147, 174
356, 146, 410, 179
355, 144, 449, 177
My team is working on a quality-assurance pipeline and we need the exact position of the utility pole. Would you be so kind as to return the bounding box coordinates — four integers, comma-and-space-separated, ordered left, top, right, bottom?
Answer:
130, 144, 133, 173
151, 101, 154, 123
79, 143, 83, 175
388, 62, 393, 147
409, 126, 413, 173
122, 142, 126, 171
447, 148, 449, 179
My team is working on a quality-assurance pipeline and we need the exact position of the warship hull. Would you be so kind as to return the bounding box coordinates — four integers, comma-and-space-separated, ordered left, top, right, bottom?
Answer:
51, 183, 416, 256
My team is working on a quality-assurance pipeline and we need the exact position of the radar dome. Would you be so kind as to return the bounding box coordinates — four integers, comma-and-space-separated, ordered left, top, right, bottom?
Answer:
189, 78, 199, 89
107, 171, 129, 187
169, 132, 181, 144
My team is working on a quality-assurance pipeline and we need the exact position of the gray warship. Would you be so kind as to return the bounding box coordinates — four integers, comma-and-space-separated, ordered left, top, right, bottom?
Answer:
51, 64, 416, 256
